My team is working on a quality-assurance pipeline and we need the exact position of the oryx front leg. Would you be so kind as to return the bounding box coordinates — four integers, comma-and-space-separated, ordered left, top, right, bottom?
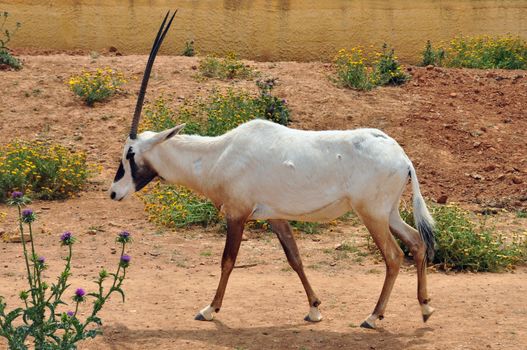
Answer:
195, 217, 245, 321
269, 219, 322, 322
360, 216, 403, 329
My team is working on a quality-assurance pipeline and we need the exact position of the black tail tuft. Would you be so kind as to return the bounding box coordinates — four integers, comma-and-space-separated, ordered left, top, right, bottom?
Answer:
417, 220, 436, 262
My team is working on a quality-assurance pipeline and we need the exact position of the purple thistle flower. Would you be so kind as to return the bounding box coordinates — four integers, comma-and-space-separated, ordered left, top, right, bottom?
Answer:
117, 231, 131, 243
21, 209, 36, 223
11, 191, 23, 198
120, 254, 131, 268
73, 287, 86, 302
60, 231, 74, 246
67, 311, 74, 317
37, 256, 45, 264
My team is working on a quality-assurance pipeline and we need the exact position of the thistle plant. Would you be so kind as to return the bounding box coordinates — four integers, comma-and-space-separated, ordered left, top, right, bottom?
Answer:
0, 192, 131, 349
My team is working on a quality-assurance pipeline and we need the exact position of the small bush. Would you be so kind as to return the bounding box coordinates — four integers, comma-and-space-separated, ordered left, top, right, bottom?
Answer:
423, 35, 527, 69
0, 11, 22, 70
0, 140, 90, 202
255, 78, 290, 126
68, 68, 126, 106
140, 183, 219, 228
182, 40, 195, 57
141, 80, 289, 136
400, 204, 527, 272
198, 52, 256, 80
334, 44, 409, 91
421, 40, 445, 66
0, 192, 131, 349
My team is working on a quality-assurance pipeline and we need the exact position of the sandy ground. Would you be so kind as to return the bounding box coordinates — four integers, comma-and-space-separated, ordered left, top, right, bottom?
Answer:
0, 55, 526, 349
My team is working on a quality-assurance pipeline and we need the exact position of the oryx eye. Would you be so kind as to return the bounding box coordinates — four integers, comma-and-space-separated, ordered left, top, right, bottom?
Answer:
126, 148, 135, 160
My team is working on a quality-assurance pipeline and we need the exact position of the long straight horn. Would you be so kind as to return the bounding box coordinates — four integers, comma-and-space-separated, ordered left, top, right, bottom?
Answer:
129, 10, 177, 139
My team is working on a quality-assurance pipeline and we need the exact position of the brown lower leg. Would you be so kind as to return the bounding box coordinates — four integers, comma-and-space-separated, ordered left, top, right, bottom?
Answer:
389, 222, 429, 305
366, 220, 403, 318
210, 217, 245, 312
269, 219, 321, 307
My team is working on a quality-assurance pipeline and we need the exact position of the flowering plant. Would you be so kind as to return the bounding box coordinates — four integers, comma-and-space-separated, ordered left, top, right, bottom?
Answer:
0, 192, 131, 349
68, 67, 127, 106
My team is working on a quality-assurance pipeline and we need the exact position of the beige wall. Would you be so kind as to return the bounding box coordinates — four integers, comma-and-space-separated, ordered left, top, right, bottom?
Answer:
2, 0, 527, 63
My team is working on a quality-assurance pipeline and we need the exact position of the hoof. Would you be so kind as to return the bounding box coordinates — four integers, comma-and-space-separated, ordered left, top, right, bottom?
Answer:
195, 305, 214, 321
360, 320, 375, 329
304, 314, 322, 322
194, 313, 208, 321
304, 306, 322, 322
421, 304, 435, 323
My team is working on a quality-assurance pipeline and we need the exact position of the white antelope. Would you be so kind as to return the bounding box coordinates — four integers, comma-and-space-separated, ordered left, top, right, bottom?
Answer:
110, 11, 436, 329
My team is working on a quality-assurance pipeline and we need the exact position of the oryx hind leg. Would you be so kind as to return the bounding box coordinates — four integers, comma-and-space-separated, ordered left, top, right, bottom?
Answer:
269, 219, 322, 322
389, 210, 435, 322
357, 210, 403, 329
195, 216, 246, 321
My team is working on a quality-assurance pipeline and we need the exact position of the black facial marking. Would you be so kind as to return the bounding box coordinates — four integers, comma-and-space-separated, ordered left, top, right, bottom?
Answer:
126, 147, 158, 191
113, 162, 125, 182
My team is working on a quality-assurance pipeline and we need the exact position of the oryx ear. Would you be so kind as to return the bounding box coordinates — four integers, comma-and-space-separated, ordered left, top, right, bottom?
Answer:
145, 124, 186, 148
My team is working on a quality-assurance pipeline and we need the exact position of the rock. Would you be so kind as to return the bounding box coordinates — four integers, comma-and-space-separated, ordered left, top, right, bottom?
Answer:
5, 233, 31, 243
483, 165, 496, 172
436, 195, 448, 204
426, 65, 434, 71
108, 46, 118, 53
149, 250, 161, 257
449, 92, 457, 98
512, 176, 523, 184
470, 173, 484, 180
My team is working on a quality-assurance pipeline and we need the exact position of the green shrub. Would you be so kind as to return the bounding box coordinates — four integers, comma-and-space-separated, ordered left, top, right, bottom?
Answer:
182, 40, 195, 57
139, 183, 219, 228
424, 35, 527, 69
333, 44, 409, 91
0, 192, 131, 349
400, 204, 527, 272
0, 140, 91, 202
374, 44, 409, 86
0, 49, 21, 70
198, 52, 256, 80
334, 48, 373, 90
68, 68, 126, 106
140, 80, 289, 136
0, 12, 22, 70
421, 40, 445, 66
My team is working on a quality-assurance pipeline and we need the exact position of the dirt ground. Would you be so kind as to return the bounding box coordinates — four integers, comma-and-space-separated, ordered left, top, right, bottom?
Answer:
0, 55, 526, 349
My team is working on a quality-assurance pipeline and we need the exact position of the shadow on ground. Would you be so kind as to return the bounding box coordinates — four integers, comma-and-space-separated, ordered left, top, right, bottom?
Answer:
100, 320, 435, 350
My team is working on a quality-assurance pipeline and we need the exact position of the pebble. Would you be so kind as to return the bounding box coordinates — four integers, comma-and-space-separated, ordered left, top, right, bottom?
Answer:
512, 176, 523, 184
436, 195, 448, 204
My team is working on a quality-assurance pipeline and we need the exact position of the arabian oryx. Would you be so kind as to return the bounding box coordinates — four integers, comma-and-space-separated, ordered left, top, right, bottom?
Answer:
109, 11, 436, 329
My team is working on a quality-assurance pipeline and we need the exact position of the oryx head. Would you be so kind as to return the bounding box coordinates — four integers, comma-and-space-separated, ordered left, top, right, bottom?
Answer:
109, 10, 184, 201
